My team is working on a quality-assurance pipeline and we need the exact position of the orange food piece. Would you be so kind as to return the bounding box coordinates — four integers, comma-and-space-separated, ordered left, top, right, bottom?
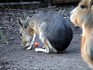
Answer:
34, 42, 39, 47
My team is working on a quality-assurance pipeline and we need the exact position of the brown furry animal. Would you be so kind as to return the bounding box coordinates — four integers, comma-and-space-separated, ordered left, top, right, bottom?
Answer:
18, 10, 73, 53
70, 0, 93, 68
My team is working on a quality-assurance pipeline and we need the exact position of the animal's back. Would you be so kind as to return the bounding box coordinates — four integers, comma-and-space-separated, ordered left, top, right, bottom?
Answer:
32, 11, 73, 52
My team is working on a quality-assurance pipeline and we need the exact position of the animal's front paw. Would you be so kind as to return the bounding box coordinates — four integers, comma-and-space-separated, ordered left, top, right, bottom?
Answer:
26, 47, 32, 50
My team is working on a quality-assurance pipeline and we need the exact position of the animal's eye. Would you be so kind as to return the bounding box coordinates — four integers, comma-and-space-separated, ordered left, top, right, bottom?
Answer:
80, 5, 86, 9
20, 33, 22, 36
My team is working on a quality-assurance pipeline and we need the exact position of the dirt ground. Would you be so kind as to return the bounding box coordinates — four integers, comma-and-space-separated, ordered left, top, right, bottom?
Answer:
0, 5, 91, 70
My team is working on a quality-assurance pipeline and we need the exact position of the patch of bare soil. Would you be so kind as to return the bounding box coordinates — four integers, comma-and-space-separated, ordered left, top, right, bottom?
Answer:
0, 5, 91, 70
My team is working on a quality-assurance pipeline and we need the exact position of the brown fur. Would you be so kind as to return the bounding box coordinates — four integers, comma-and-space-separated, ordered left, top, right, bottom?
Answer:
70, 0, 93, 68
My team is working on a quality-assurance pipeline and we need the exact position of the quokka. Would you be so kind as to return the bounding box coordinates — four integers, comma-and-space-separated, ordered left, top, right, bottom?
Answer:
18, 10, 73, 53
70, 0, 93, 68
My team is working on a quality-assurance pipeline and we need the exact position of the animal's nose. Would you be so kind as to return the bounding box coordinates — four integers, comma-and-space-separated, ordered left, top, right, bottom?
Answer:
75, 26, 79, 28
26, 45, 30, 48
25, 43, 30, 48
23, 45, 30, 49
21, 43, 30, 48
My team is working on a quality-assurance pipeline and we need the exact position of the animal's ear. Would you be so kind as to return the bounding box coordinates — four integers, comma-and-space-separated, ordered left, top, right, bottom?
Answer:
18, 18, 28, 29
18, 18, 24, 28
18, 17, 30, 28
88, 0, 93, 8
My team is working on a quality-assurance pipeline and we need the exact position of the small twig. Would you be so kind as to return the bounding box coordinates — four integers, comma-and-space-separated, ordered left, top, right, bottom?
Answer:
76, 63, 83, 69
0, 30, 8, 44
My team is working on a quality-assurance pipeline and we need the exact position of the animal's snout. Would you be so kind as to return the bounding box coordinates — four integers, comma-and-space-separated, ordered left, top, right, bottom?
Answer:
21, 43, 30, 48
70, 11, 73, 15
25, 43, 30, 48
25, 45, 30, 48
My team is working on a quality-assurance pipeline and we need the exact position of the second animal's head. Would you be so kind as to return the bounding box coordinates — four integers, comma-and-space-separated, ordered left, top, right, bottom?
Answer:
70, 0, 93, 27
18, 17, 34, 48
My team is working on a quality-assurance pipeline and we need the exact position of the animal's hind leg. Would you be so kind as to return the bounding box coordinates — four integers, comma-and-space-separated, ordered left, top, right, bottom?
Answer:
35, 45, 50, 53
40, 31, 57, 53
35, 38, 57, 53
35, 39, 50, 53
35, 32, 57, 53
44, 38, 57, 53
34, 32, 49, 53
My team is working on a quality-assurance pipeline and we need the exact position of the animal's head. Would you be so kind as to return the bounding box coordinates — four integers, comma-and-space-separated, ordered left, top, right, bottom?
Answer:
70, 0, 93, 27
18, 17, 34, 48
